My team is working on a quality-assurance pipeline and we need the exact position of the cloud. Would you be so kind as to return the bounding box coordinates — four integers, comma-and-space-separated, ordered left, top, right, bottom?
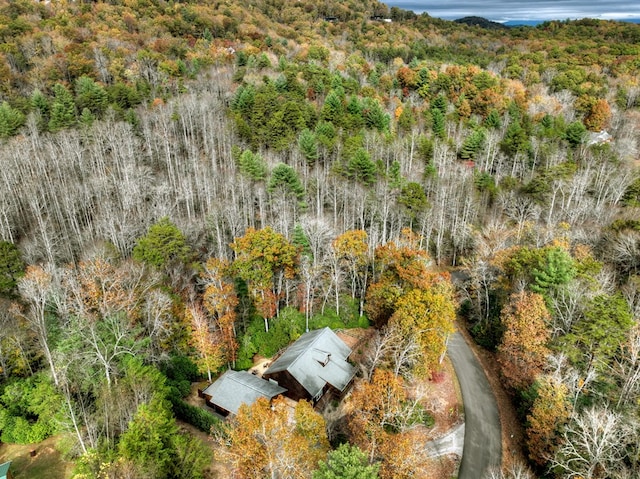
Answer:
385, 0, 640, 21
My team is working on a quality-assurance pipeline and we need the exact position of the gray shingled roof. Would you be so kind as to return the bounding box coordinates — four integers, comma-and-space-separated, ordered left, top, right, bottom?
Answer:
264, 327, 356, 399
587, 130, 612, 146
202, 370, 287, 415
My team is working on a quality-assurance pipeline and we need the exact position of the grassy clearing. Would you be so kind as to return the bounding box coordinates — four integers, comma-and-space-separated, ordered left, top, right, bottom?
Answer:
0, 435, 74, 479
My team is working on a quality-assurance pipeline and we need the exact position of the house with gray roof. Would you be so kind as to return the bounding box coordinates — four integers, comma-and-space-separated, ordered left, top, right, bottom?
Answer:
587, 130, 612, 146
263, 327, 356, 402
201, 370, 287, 416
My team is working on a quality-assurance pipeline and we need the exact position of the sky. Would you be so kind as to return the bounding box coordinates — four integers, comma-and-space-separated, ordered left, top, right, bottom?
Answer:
384, 0, 640, 22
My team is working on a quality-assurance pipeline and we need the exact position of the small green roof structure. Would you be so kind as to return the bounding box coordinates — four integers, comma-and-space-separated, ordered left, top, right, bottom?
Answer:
0, 460, 12, 479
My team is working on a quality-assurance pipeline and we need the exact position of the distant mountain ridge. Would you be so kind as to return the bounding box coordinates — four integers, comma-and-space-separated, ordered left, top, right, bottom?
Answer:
504, 17, 640, 26
454, 15, 640, 29
503, 19, 544, 26
454, 16, 510, 29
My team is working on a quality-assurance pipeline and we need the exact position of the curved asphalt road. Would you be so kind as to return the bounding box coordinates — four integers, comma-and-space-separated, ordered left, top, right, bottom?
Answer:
447, 331, 502, 478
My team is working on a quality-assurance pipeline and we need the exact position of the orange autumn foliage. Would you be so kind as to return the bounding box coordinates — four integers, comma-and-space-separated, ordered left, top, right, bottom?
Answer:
365, 229, 452, 330
497, 291, 551, 390
218, 396, 328, 479
201, 258, 239, 363
186, 303, 225, 382
346, 370, 428, 478
389, 284, 456, 376
584, 98, 611, 131
526, 375, 571, 466
231, 227, 298, 323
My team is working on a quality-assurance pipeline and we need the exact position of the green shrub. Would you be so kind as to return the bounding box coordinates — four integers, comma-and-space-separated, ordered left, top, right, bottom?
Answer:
0, 415, 53, 444
409, 403, 435, 428
163, 355, 201, 382
162, 355, 201, 398
169, 396, 221, 433
357, 315, 370, 328
1, 416, 26, 443
0, 374, 63, 444
169, 380, 192, 399
469, 318, 504, 351
235, 330, 258, 369
28, 418, 55, 443
238, 308, 304, 361
235, 341, 256, 370
309, 297, 367, 330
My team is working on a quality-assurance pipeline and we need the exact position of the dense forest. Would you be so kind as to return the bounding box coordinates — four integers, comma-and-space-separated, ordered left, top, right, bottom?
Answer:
0, 0, 639, 478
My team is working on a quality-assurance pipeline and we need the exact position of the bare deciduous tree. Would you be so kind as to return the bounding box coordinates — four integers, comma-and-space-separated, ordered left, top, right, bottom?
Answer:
484, 462, 536, 479
553, 407, 636, 479
614, 324, 640, 408
13, 264, 61, 385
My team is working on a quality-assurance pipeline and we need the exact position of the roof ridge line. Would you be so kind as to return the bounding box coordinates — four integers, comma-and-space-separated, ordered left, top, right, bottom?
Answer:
284, 327, 330, 370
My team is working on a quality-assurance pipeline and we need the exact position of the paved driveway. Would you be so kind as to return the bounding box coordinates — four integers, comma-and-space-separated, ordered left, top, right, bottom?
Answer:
424, 423, 465, 457
447, 332, 502, 478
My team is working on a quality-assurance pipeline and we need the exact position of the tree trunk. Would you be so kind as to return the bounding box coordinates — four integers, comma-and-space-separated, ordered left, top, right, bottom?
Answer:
63, 383, 88, 455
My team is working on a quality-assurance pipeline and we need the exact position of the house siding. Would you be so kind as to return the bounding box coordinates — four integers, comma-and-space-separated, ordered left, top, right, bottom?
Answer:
263, 370, 310, 402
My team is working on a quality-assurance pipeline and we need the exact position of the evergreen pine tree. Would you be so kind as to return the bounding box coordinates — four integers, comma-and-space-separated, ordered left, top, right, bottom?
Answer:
238, 150, 268, 181
540, 113, 553, 130
398, 182, 428, 221
132, 217, 192, 269
30, 89, 49, 116
459, 127, 487, 160
565, 121, 587, 147
484, 109, 502, 129
298, 128, 319, 165
431, 108, 445, 138
0, 102, 25, 138
75, 76, 109, 115
48, 83, 76, 132
268, 163, 305, 200
313, 443, 380, 479
431, 93, 447, 114
30, 89, 50, 130
362, 97, 389, 131
389, 160, 403, 189
397, 105, 416, 132
0, 241, 25, 295
79, 108, 95, 128
292, 224, 312, 259
321, 89, 345, 125
231, 85, 256, 115
500, 120, 529, 156
348, 148, 377, 186
315, 121, 337, 150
